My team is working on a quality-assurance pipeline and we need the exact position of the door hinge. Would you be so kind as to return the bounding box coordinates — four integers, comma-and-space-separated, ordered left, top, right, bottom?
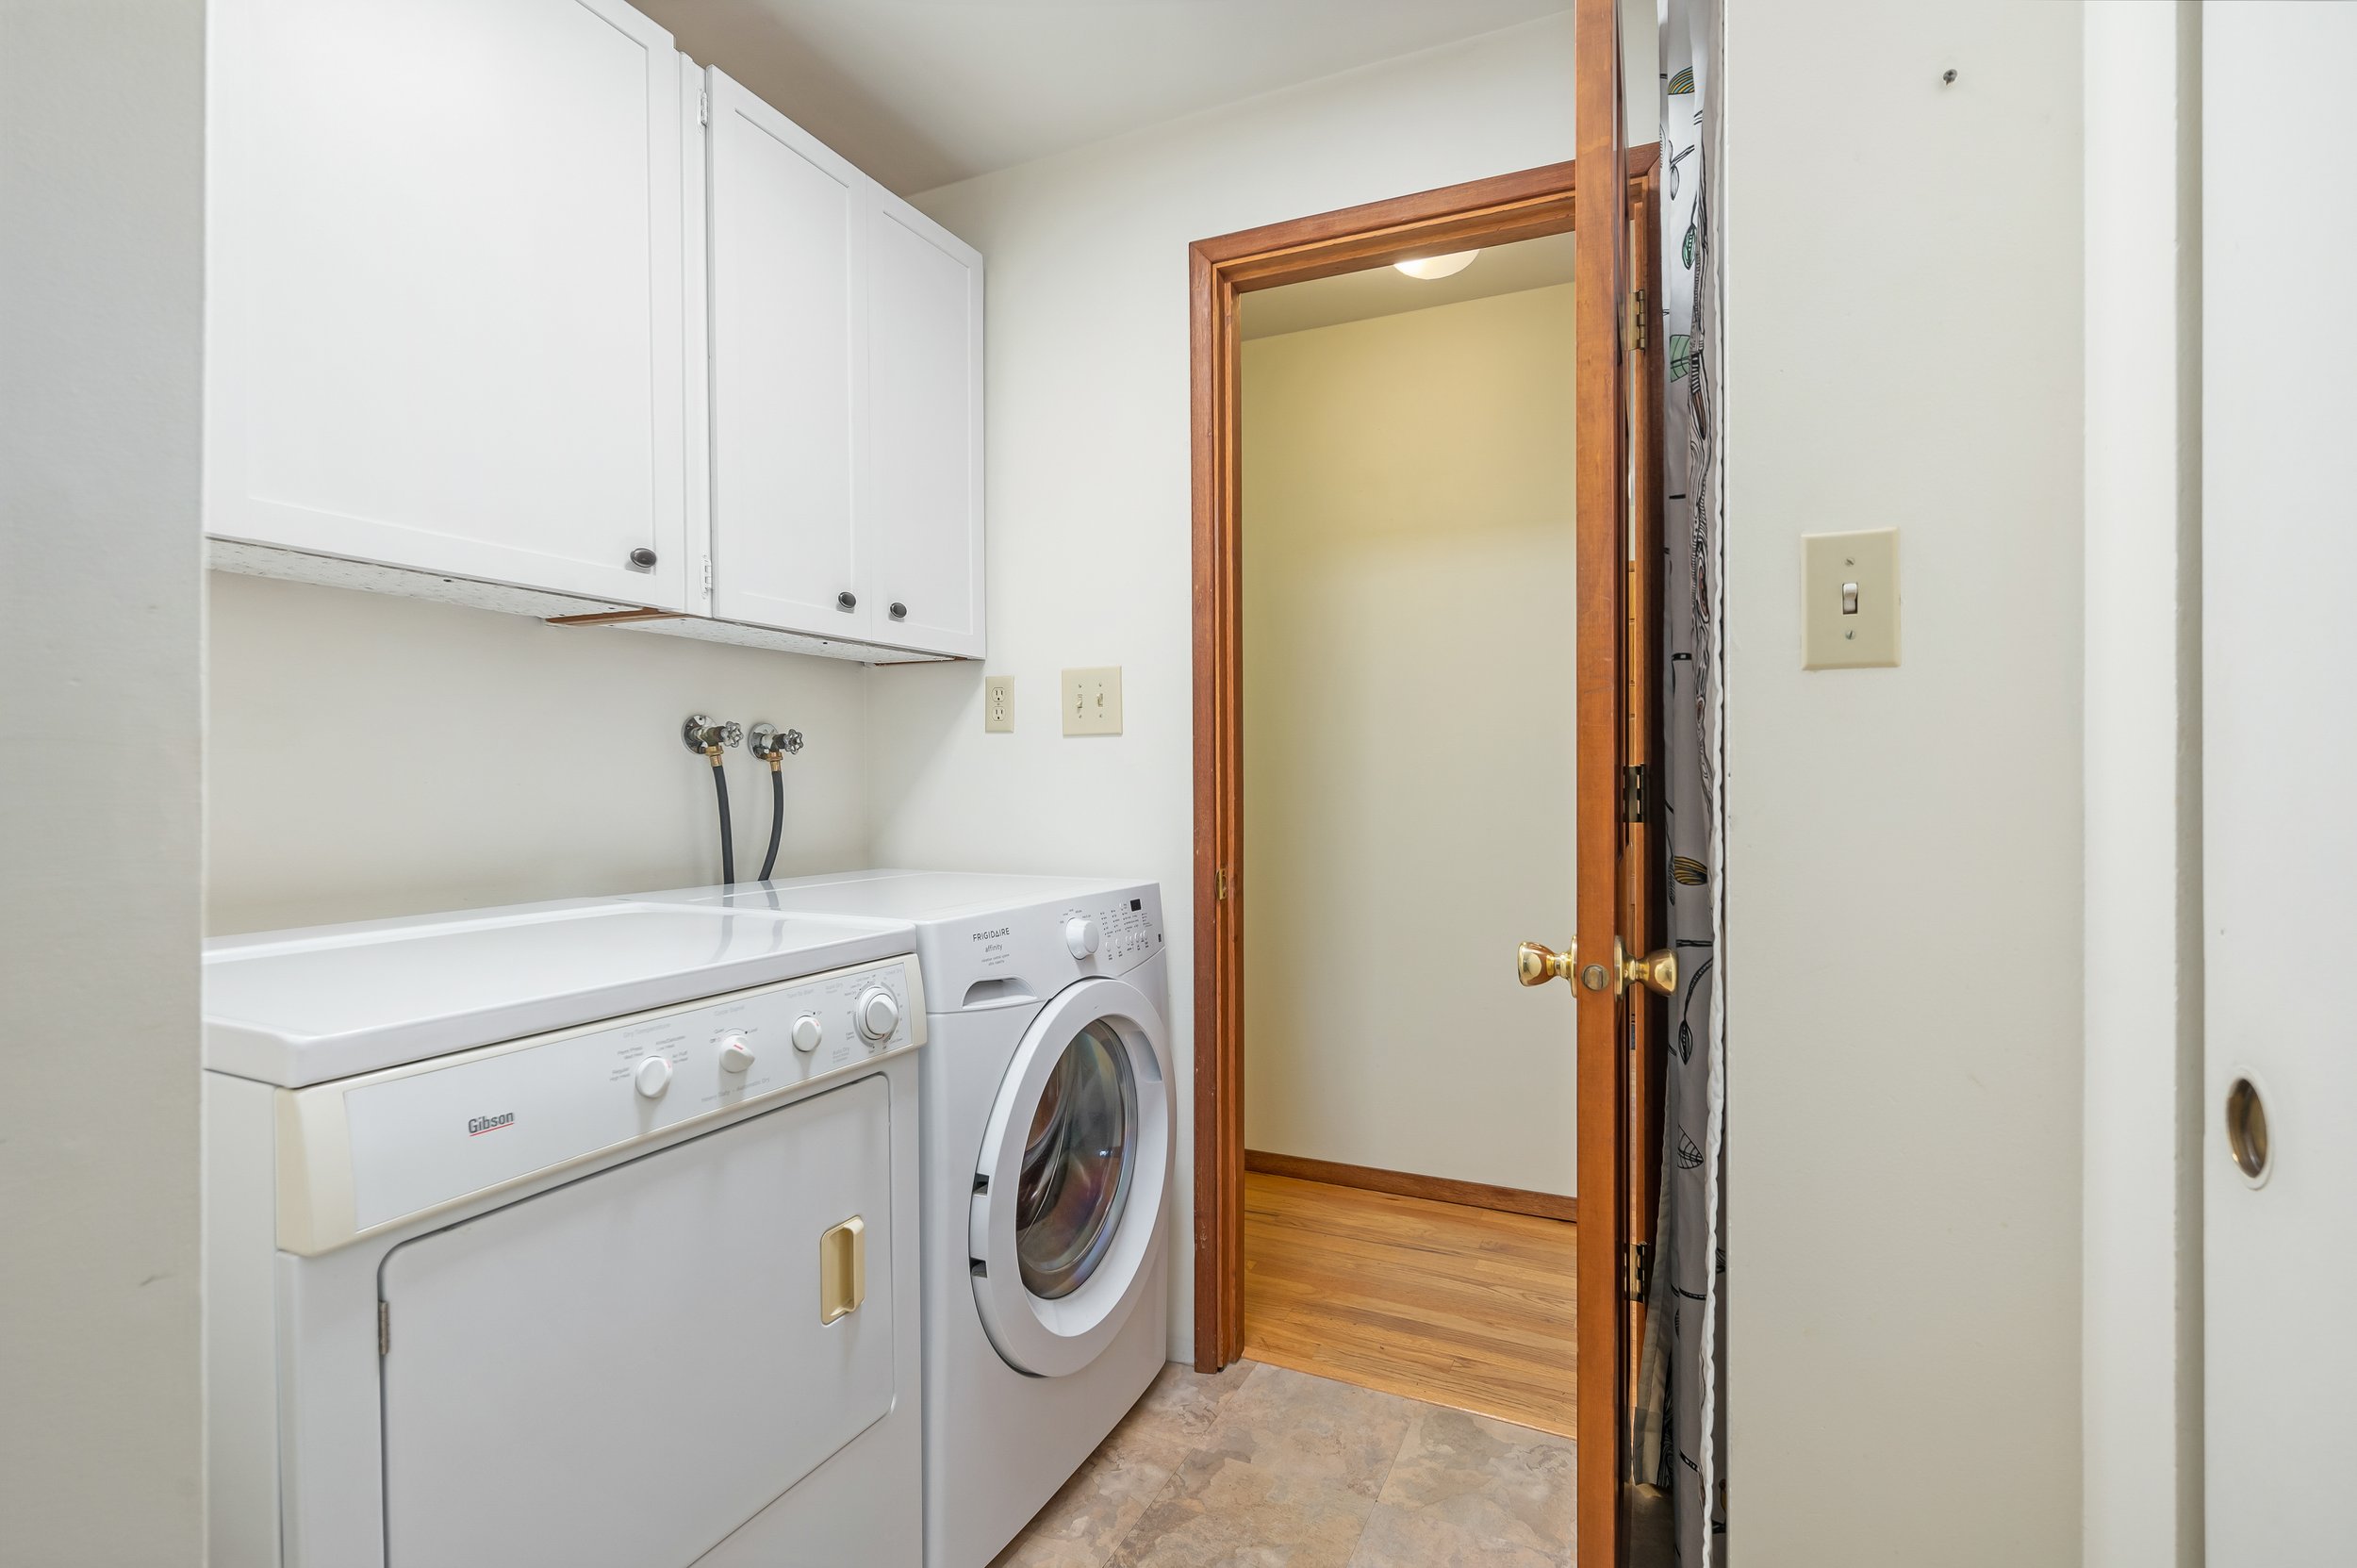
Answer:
1622, 763, 1649, 825
1624, 1242, 1652, 1301
698, 87, 710, 126
1628, 287, 1649, 352
1216, 867, 1230, 901
377, 1300, 390, 1357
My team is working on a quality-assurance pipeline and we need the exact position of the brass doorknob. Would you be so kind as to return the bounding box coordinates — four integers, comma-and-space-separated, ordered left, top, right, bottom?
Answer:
1621, 946, 1677, 997
1518, 940, 1579, 986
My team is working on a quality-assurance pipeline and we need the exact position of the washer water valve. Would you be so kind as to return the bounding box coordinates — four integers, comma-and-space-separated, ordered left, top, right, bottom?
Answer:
682, 715, 742, 757
749, 723, 803, 764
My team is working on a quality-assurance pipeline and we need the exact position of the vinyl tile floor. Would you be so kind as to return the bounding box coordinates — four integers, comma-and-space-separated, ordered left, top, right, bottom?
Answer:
989, 1360, 1576, 1568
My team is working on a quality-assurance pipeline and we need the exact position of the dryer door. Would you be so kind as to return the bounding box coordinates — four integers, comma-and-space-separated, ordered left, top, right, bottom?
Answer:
969, 976, 1171, 1378
376, 1075, 895, 1568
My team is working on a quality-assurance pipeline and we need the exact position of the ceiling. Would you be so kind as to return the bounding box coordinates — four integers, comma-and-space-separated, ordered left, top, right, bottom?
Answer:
636, 0, 1574, 195
1241, 230, 1574, 339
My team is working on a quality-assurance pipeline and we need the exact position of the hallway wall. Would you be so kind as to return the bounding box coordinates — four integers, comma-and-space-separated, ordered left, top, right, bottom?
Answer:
1722, 1, 2086, 1560
1239, 285, 1577, 1197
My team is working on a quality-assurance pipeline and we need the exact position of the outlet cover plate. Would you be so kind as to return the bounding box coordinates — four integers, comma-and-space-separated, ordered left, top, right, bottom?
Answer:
1803, 528, 1899, 669
983, 676, 1014, 734
1063, 667, 1122, 735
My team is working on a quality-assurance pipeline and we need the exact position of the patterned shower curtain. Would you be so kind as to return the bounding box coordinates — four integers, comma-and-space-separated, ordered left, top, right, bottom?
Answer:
1632, 0, 1725, 1561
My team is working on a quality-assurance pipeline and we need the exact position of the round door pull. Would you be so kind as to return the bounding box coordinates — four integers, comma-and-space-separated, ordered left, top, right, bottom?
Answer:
889, 602, 908, 620
628, 547, 658, 569
836, 591, 857, 611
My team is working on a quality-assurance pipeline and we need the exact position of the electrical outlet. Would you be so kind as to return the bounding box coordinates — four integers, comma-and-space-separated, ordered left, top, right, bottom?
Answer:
984, 676, 1014, 734
1062, 667, 1123, 735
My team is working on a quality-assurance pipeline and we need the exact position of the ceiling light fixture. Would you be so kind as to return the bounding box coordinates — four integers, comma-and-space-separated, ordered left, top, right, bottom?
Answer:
1393, 249, 1480, 280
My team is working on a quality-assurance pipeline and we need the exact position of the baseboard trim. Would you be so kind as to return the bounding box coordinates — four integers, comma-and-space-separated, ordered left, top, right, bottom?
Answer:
1244, 1149, 1577, 1224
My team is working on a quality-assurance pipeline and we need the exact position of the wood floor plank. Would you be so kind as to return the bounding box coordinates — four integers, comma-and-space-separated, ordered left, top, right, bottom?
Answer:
1239, 1170, 1577, 1438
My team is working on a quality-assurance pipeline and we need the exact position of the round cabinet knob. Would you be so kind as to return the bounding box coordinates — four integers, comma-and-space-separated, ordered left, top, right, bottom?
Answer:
628, 547, 657, 569
835, 590, 857, 612
1064, 916, 1101, 960
888, 602, 908, 620
718, 1036, 754, 1074
856, 987, 900, 1043
790, 1015, 824, 1053
634, 1055, 673, 1098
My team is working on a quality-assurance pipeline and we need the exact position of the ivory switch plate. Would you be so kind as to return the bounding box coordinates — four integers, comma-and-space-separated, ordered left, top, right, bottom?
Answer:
1063, 667, 1122, 735
983, 676, 1014, 733
1803, 529, 1899, 668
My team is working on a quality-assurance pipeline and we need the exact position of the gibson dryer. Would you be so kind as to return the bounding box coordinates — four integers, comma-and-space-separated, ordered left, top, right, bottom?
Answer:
202, 897, 928, 1568
643, 872, 1172, 1568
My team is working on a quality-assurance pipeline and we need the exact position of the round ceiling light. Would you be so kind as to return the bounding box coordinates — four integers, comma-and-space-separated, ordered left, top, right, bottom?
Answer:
1393, 249, 1481, 280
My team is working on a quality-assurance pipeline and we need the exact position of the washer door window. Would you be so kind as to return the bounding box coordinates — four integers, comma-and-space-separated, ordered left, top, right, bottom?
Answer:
971, 976, 1171, 1378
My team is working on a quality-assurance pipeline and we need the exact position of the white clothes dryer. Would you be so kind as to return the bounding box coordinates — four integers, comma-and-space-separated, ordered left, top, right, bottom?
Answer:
203, 897, 929, 1568
641, 873, 1172, 1568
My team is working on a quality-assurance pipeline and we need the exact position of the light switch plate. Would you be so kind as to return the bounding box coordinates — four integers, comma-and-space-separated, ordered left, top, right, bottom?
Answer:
1803, 528, 1899, 668
983, 676, 1014, 734
1062, 667, 1123, 735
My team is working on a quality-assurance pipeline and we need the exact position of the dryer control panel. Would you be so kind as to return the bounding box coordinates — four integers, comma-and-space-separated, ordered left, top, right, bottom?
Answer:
272, 954, 924, 1255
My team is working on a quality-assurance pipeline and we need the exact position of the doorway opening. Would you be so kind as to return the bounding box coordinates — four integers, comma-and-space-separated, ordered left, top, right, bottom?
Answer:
1231, 227, 1583, 1436
1188, 149, 1665, 1548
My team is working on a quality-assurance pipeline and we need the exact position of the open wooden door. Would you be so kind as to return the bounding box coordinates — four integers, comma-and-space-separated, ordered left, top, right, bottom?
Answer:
1556, 2, 1665, 1560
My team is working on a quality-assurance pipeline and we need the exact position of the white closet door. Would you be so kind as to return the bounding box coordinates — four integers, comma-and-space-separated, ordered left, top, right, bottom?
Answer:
2204, 4, 2357, 1560
206, 0, 691, 609
377, 1077, 896, 1568
704, 69, 870, 641
865, 193, 986, 657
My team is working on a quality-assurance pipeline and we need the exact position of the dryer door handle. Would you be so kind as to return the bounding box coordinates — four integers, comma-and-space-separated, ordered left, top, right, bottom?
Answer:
820, 1215, 866, 1324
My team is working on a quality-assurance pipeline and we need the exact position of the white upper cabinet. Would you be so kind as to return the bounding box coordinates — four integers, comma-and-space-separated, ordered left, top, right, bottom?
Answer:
704, 70, 869, 642
206, 0, 693, 610
866, 193, 986, 659
703, 72, 985, 659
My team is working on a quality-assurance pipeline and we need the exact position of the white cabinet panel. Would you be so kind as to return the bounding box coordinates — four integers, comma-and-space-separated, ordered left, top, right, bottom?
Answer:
867, 194, 987, 658
206, 0, 692, 609
705, 69, 869, 641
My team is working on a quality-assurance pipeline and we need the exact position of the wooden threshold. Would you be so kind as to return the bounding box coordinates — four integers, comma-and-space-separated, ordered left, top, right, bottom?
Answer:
1244, 1149, 1577, 1224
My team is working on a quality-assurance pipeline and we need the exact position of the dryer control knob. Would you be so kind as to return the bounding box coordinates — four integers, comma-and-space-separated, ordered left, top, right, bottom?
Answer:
1064, 916, 1101, 960
718, 1036, 754, 1074
634, 1055, 673, 1098
856, 987, 899, 1043
790, 1015, 824, 1053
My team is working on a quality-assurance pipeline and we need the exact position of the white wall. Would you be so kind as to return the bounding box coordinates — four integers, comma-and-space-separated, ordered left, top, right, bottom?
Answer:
1239, 286, 1576, 1197
0, 2, 206, 1560
868, 13, 1582, 1360
2082, 7, 2201, 1564
1722, 2, 2085, 1560
205, 573, 874, 933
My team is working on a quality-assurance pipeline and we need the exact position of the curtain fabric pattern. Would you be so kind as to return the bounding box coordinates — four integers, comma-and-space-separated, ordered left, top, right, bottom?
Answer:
1635, 0, 1726, 1560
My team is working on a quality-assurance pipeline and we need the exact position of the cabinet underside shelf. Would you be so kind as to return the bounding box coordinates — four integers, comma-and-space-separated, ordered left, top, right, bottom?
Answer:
207, 539, 961, 666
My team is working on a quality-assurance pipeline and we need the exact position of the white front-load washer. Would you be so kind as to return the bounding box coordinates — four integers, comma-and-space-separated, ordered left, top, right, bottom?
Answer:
203, 896, 931, 1568
639, 873, 1173, 1568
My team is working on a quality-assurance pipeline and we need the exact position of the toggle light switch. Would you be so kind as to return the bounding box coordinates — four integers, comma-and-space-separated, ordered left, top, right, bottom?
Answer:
1803, 529, 1898, 668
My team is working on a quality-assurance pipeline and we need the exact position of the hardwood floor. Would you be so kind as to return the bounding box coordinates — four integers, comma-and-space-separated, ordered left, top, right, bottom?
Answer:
1240, 1170, 1578, 1438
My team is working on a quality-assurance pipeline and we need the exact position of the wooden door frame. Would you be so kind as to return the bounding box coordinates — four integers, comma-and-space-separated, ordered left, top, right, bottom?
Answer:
1187, 142, 1661, 1560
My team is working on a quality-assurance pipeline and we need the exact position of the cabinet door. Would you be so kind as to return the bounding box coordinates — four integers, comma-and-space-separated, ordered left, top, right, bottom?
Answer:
866, 193, 987, 657
704, 69, 869, 641
206, 0, 692, 609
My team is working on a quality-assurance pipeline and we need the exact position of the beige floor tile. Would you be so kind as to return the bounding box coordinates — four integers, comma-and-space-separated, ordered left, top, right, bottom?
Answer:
990, 1423, 1192, 1568
1191, 1363, 1417, 1499
1115, 1359, 1257, 1450
1106, 1449, 1376, 1568
1372, 1402, 1575, 1552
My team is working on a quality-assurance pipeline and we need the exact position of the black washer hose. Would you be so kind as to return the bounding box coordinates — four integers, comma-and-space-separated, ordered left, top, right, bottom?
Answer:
759, 762, 783, 883
709, 754, 735, 885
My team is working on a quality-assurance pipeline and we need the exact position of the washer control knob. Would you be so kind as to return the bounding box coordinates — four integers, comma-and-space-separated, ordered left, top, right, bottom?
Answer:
634, 1055, 673, 1098
718, 1035, 754, 1074
790, 1015, 824, 1053
856, 987, 899, 1043
1064, 916, 1101, 960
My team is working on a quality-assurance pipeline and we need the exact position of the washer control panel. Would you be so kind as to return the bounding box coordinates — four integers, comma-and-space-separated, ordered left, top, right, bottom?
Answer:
274, 954, 923, 1254
1063, 894, 1161, 969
